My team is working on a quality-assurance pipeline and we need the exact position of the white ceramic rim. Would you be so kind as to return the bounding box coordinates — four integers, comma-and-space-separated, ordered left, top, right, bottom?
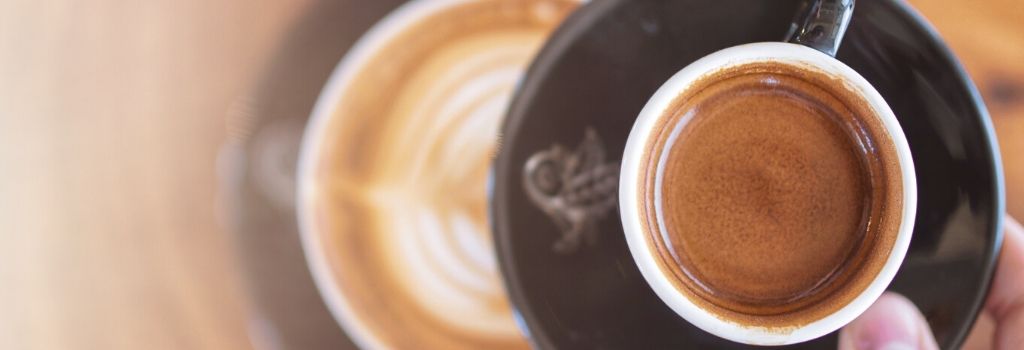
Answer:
618, 42, 918, 346
296, 0, 484, 349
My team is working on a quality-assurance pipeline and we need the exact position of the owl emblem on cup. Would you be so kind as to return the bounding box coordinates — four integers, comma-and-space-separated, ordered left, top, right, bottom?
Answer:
523, 128, 619, 254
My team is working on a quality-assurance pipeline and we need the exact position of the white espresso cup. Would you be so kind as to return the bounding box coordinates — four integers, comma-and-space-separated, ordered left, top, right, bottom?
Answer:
619, 0, 918, 345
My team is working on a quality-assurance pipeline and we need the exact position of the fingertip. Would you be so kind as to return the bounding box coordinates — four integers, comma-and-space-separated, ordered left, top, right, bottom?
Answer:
1007, 216, 1022, 232
838, 292, 938, 350
985, 215, 1024, 349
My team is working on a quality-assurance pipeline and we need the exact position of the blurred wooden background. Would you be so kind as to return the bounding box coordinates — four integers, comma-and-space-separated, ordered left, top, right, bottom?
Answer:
0, 0, 1020, 349
0, 1, 311, 349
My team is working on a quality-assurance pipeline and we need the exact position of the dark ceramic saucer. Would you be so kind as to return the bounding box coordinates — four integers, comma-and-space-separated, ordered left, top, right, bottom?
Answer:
491, 0, 1005, 349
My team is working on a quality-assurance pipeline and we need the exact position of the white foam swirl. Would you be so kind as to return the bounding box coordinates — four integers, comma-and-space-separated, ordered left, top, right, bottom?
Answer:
364, 34, 539, 338
302, 1, 579, 347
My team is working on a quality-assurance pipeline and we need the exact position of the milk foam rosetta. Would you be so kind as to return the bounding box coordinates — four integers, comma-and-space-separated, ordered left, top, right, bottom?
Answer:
368, 36, 536, 338
309, 1, 577, 348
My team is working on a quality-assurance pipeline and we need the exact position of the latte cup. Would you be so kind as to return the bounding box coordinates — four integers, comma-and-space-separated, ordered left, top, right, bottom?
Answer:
619, 0, 917, 345
297, 0, 578, 348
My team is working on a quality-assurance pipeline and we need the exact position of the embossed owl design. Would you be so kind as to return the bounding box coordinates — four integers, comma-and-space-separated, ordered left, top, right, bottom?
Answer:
523, 128, 619, 254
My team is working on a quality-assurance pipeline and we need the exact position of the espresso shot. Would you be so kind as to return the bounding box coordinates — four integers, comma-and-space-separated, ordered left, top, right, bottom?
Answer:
639, 62, 904, 328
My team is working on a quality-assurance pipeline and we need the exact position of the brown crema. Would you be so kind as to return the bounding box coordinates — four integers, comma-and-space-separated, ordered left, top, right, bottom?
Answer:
639, 62, 903, 328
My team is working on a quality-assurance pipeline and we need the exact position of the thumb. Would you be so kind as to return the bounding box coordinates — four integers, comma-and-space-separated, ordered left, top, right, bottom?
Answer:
838, 292, 939, 350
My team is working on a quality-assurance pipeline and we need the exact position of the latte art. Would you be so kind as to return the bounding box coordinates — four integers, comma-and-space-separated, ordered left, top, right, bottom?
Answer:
368, 38, 534, 338
301, 0, 577, 348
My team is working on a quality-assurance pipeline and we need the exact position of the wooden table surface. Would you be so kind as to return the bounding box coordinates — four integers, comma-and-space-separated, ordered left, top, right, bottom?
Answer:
0, 1, 1019, 349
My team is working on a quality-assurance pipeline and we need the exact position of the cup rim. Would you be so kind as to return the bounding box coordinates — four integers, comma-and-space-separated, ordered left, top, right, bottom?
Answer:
618, 41, 918, 345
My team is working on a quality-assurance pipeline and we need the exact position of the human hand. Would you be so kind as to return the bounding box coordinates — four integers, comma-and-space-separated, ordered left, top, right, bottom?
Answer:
838, 216, 1023, 350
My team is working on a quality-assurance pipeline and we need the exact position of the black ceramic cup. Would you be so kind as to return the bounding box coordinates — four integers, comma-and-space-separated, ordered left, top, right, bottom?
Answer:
491, 0, 1004, 348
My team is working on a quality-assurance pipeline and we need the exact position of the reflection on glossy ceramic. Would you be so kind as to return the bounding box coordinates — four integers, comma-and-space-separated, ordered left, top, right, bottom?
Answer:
491, 0, 1003, 349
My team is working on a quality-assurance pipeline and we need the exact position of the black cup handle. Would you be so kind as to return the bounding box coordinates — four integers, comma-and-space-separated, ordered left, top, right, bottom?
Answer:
785, 0, 855, 57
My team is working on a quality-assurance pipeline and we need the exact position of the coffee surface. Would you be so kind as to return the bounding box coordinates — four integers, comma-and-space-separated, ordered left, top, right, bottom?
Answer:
305, 0, 576, 348
641, 62, 903, 326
